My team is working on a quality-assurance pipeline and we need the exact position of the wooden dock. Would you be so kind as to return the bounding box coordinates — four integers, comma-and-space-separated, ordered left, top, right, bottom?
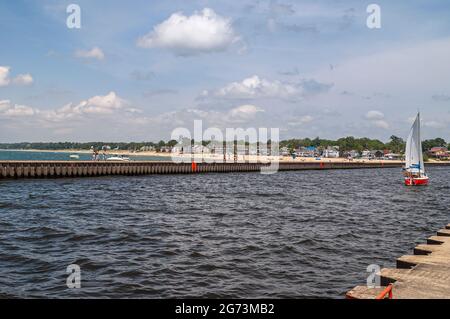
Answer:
0, 160, 408, 179
346, 224, 450, 299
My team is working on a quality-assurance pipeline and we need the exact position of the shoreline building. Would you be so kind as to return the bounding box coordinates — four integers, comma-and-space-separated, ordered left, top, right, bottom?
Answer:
322, 146, 340, 158
428, 147, 449, 160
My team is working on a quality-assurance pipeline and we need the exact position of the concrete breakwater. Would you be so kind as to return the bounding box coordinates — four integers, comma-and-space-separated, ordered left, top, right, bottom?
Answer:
346, 224, 450, 299
0, 160, 422, 179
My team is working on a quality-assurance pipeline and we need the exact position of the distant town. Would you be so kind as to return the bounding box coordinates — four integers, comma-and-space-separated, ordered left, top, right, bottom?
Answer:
1, 136, 449, 161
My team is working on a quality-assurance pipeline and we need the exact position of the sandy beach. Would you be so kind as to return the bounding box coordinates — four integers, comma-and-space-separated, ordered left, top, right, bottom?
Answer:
3, 148, 449, 164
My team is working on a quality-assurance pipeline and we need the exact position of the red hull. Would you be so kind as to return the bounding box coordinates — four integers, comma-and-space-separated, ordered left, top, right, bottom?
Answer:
404, 177, 429, 186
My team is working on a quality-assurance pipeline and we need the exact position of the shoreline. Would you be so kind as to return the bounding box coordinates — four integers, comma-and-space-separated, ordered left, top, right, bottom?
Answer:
1, 148, 450, 164
0, 148, 170, 157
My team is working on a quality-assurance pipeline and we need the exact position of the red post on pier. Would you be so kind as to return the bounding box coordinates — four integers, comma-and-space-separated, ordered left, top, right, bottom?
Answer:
191, 162, 197, 172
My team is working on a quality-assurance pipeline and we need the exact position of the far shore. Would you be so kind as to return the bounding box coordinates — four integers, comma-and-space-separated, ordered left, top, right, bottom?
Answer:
0, 148, 94, 154
2, 148, 450, 164
0, 148, 172, 157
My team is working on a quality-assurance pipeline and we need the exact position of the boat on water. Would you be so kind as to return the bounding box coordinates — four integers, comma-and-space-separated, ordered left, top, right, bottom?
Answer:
403, 112, 429, 186
69, 154, 80, 159
106, 155, 131, 161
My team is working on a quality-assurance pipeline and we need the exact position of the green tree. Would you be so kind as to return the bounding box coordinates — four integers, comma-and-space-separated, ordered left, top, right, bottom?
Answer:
387, 135, 405, 153
422, 138, 447, 151
166, 139, 178, 147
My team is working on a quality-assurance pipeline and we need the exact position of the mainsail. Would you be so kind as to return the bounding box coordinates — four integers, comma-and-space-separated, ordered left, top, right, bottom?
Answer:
405, 113, 424, 175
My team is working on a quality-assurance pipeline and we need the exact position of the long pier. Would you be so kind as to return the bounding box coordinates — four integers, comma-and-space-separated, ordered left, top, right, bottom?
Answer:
346, 224, 450, 299
0, 160, 410, 179
0, 161, 448, 179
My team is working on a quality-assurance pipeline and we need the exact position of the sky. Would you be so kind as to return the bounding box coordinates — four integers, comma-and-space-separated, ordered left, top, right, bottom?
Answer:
1, 0, 450, 142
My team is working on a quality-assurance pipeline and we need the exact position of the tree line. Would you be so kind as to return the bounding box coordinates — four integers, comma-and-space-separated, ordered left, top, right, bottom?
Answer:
0, 141, 178, 152
280, 136, 448, 154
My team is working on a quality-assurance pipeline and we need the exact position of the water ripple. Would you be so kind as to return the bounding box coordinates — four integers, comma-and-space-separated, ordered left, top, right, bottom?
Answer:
0, 167, 449, 298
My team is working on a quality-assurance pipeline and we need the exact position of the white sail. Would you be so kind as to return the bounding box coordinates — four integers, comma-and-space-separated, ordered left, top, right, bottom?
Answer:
405, 113, 425, 175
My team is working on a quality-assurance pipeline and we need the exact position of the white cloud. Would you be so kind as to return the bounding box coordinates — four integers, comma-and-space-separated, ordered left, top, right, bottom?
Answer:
137, 8, 239, 56
5, 105, 35, 117
12, 73, 33, 85
0, 66, 11, 86
228, 104, 264, 119
0, 100, 12, 111
77, 91, 126, 114
0, 100, 35, 117
202, 75, 332, 101
365, 110, 384, 120
0, 66, 34, 86
1, 92, 133, 124
47, 91, 129, 120
133, 104, 265, 129
373, 120, 389, 129
364, 110, 389, 129
75, 47, 105, 60
209, 75, 302, 100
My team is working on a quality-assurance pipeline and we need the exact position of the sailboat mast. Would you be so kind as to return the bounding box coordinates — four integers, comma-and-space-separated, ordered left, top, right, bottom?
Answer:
418, 112, 425, 175
418, 112, 421, 155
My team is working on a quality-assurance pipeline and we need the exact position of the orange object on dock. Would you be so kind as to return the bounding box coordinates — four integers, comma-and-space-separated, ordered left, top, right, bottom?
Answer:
191, 162, 197, 172
376, 284, 393, 299
346, 224, 450, 299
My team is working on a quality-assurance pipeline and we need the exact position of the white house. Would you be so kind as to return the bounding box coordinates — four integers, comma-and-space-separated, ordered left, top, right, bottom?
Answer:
322, 149, 340, 158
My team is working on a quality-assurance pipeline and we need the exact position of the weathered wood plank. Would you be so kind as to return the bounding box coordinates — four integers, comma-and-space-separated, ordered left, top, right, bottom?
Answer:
437, 229, 450, 237
414, 244, 441, 255
346, 286, 384, 299
348, 224, 450, 299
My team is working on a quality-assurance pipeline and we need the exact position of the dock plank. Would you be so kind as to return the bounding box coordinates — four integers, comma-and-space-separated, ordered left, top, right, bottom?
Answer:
414, 244, 441, 255
347, 224, 450, 299
437, 229, 450, 237
427, 235, 450, 245
346, 286, 384, 299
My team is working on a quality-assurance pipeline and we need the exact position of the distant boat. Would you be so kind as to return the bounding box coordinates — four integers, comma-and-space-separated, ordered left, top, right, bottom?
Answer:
69, 154, 80, 160
403, 112, 429, 186
106, 155, 131, 161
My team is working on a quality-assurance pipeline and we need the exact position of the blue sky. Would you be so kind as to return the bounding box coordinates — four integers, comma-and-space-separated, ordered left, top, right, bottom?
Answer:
1, 0, 450, 142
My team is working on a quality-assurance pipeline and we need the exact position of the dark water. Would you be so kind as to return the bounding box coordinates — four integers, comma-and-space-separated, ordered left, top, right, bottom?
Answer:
0, 167, 449, 298
0, 150, 171, 161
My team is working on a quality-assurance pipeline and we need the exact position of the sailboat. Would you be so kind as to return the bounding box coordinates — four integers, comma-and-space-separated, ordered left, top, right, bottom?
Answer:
403, 112, 429, 186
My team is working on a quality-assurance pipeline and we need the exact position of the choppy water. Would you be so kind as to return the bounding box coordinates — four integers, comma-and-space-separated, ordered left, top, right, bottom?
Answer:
0, 167, 449, 298
0, 150, 171, 161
